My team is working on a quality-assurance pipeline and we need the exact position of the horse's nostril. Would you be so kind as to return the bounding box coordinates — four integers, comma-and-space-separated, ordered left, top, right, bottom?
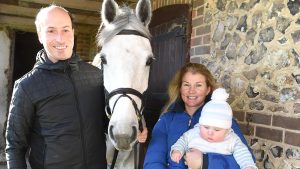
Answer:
131, 126, 137, 142
109, 125, 115, 141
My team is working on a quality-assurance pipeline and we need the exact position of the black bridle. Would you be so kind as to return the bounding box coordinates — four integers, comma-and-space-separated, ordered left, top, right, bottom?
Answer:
104, 87, 145, 127
101, 29, 150, 169
103, 29, 149, 131
105, 88, 146, 169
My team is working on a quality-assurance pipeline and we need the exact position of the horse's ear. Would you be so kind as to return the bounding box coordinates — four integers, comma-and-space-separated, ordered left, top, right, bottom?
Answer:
101, 0, 119, 25
136, 0, 152, 27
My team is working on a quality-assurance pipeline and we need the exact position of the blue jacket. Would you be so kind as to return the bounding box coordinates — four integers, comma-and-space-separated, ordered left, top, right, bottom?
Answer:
144, 100, 254, 169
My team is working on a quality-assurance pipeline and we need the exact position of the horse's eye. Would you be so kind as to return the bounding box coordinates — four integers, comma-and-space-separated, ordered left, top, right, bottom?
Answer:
100, 54, 107, 65
146, 57, 155, 66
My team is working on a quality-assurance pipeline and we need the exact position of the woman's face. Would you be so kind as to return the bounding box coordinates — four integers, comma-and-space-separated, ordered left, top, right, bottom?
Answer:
180, 72, 211, 111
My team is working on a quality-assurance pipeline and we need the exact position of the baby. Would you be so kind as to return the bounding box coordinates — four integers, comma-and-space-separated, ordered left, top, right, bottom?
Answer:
171, 88, 257, 169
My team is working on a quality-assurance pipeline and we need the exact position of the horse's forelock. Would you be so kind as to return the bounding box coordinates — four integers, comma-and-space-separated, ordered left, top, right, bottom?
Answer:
97, 6, 151, 46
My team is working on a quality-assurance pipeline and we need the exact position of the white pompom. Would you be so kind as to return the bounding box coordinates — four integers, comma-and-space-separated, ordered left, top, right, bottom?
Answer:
211, 88, 229, 101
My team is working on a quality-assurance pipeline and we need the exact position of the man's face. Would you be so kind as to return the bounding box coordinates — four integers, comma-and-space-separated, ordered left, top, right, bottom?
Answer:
37, 8, 74, 63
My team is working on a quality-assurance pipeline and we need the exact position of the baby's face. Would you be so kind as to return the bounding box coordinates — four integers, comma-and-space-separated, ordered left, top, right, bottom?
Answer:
199, 125, 228, 142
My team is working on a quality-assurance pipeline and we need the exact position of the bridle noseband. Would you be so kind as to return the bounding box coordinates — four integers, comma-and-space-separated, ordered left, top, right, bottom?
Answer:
104, 87, 145, 127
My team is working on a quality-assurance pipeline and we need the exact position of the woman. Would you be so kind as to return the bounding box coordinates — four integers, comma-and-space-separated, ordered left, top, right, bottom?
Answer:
143, 63, 254, 169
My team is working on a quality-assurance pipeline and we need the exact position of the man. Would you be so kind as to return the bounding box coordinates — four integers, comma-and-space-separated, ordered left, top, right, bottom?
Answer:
6, 5, 107, 169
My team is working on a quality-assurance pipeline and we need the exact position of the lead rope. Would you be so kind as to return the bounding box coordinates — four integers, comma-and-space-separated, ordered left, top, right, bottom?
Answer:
134, 142, 138, 169
134, 116, 146, 169
110, 149, 119, 169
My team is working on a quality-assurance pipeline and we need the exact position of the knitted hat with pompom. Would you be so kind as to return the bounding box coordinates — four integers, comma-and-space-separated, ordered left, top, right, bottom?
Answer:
199, 88, 232, 129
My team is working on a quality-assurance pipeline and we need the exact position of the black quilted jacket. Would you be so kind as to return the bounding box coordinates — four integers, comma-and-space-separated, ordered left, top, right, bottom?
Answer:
6, 50, 107, 169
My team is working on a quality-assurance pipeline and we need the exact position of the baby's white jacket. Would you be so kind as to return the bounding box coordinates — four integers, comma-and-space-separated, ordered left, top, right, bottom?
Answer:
171, 124, 257, 169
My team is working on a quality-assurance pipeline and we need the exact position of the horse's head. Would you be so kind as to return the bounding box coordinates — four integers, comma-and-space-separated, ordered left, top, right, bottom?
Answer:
95, 0, 153, 151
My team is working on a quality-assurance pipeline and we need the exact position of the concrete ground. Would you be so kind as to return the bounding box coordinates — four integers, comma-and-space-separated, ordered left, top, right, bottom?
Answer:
0, 164, 31, 169
0, 161, 31, 169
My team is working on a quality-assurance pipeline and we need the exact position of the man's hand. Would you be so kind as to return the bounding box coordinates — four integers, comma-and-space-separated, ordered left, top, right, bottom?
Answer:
245, 166, 257, 169
171, 150, 182, 163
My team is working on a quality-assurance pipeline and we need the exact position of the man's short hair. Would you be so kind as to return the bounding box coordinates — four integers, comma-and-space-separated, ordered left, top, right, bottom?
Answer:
34, 4, 75, 32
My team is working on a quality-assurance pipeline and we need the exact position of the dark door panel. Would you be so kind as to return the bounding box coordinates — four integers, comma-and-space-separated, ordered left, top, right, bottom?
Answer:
144, 4, 192, 135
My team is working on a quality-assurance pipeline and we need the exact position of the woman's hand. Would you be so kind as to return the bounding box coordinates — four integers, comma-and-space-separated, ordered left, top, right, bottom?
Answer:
184, 148, 203, 169
137, 128, 148, 143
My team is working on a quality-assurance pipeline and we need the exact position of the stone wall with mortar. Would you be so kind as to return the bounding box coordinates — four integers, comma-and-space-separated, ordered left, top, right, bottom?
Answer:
152, 0, 300, 168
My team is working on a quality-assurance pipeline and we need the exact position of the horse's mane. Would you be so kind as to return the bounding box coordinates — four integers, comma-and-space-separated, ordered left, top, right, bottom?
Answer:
97, 6, 151, 46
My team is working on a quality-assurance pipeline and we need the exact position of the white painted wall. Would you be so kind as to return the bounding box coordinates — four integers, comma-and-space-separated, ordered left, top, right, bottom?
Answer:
0, 30, 10, 161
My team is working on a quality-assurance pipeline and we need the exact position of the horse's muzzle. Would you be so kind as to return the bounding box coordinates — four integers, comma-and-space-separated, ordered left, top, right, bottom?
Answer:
109, 125, 137, 151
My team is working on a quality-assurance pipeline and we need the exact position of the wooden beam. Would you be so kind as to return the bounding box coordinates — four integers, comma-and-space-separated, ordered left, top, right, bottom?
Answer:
0, 15, 34, 25
0, 4, 38, 18
20, 0, 101, 12
0, 15, 98, 34
0, 15, 36, 32
73, 15, 100, 26
0, 4, 100, 25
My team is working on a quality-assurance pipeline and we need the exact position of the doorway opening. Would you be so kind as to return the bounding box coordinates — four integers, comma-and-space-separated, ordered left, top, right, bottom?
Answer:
12, 31, 42, 84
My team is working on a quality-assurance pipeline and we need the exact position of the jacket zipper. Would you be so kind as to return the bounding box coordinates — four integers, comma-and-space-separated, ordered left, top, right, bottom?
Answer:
66, 63, 87, 169
188, 118, 192, 129
186, 112, 193, 129
43, 144, 47, 169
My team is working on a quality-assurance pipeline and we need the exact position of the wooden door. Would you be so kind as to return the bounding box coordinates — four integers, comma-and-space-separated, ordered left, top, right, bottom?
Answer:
144, 4, 192, 137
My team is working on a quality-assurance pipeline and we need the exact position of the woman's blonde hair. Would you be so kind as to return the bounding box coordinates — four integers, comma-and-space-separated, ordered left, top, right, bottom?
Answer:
162, 62, 217, 113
